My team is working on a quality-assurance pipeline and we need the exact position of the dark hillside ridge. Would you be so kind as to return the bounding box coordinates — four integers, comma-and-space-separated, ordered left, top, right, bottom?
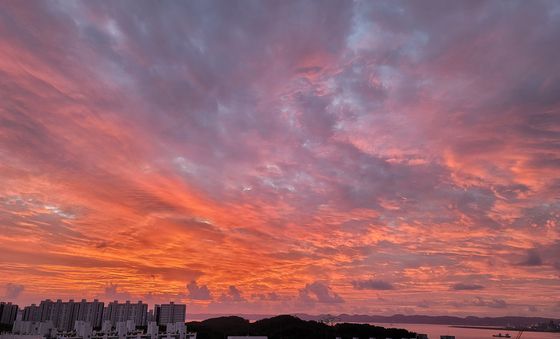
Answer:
187, 315, 415, 339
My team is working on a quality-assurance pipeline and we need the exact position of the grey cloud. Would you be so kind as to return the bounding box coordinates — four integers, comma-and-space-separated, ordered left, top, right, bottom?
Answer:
139, 266, 203, 282
518, 248, 543, 266
218, 286, 246, 303
298, 281, 344, 304
4, 283, 25, 299
352, 279, 394, 290
186, 281, 212, 300
452, 283, 484, 291
528, 305, 538, 312
103, 283, 131, 301
251, 292, 280, 301
417, 300, 432, 309
473, 297, 508, 309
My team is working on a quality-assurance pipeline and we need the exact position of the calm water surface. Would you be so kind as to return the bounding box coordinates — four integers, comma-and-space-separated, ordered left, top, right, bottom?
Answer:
373, 323, 560, 339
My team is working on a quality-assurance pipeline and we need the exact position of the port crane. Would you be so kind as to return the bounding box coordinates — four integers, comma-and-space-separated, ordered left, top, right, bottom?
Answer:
514, 330, 524, 339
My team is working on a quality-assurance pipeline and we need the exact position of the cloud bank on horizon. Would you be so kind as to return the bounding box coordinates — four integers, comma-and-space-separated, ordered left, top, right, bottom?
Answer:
0, 0, 559, 317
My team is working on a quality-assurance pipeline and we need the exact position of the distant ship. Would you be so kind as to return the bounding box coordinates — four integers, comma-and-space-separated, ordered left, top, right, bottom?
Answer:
492, 334, 511, 338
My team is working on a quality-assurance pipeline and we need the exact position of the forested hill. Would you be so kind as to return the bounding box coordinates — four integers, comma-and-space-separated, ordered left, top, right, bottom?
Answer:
187, 315, 415, 339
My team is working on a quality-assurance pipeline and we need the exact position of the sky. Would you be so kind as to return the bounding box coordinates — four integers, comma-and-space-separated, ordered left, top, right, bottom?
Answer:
0, 0, 559, 318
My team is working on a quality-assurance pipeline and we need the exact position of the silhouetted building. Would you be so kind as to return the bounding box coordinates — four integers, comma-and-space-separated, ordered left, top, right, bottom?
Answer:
49, 299, 77, 331
0, 302, 19, 326
37, 300, 53, 322
103, 301, 147, 327
154, 303, 185, 325
22, 299, 105, 332
75, 299, 104, 328
21, 305, 40, 322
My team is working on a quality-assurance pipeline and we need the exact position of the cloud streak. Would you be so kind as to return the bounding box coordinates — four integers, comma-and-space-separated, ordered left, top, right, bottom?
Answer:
451, 283, 484, 291
352, 279, 395, 291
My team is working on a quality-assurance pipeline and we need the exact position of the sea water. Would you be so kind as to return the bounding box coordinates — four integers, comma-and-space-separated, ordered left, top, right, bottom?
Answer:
372, 322, 560, 339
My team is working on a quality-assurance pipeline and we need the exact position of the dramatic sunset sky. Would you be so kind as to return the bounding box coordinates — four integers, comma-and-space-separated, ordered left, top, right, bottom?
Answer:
1, 0, 559, 318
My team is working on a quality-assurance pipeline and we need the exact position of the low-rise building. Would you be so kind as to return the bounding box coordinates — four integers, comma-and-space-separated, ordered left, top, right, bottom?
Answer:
74, 322, 92, 339
101, 321, 112, 334
0, 335, 43, 339
11, 321, 54, 337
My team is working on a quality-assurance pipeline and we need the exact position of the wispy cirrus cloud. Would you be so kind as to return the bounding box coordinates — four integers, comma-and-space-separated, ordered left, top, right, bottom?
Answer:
451, 283, 484, 291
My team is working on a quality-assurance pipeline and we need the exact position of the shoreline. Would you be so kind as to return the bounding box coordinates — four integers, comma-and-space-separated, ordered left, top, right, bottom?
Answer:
450, 325, 560, 333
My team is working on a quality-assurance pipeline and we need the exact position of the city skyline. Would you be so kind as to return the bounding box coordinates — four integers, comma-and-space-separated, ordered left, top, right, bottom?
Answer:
0, 300, 192, 339
1, 1, 559, 318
